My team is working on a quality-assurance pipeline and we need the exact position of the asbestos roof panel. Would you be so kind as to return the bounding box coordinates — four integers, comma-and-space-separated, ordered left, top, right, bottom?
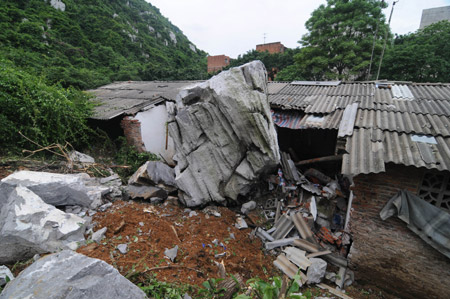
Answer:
291, 80, 341, 86
298, 110, 343, 130
268, 82, 289, 94
391, 84, 414, 99
89, 81, 202, 120
269, 94, 310, 109
342, 129, 450, 175
354, 110, 450, 137
409, 84, 450, 101
338, 103, 358, 137
304, 96, 355, 113
358, 98, 450, 116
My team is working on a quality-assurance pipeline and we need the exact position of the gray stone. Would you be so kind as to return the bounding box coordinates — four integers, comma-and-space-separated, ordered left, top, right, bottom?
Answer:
128, 161, 176, 191
241, 200, 257, 214
69, 150, 95, 164
150, 197, 164, 204
0, 265, 14, 287
117, 244, 128, 254
0, 250, 147, 299
0, 186, 86, 264
164, 245, 178, 262
91, 227, 107, 243
306, 258, 327, 284
1, 171, 110, 208
0, 187, 86, 263
168, 61, 280, 207
99, 202, 112, 212
126, 185, 168, 200
235, 217, 248, 229
189, 211, 198, 217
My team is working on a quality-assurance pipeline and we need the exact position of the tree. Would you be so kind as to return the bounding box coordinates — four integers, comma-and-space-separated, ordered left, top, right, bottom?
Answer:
380, 21, 450, 83
294, 0, 388, 81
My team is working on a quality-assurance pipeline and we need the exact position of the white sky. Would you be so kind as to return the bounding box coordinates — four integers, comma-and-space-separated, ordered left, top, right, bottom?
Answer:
147, 0, 450, 58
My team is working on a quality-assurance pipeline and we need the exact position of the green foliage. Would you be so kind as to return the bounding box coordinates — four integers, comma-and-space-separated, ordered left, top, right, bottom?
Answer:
224, 48, 300, 81
0, 0, 207, 90
292, 0, 388, 80
138, 274, 196, 299
380, 21, 450, 82
114, 137, 159, 181
240, 274, 307, 299
0, 59, 93, 154
197, 278, 225, 297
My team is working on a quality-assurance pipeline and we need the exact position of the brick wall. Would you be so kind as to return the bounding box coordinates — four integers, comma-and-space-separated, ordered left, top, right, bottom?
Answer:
207, 55, 230, 73
349, 163, 450, 298
120, 116, 145, 152
256, 42, 285, 54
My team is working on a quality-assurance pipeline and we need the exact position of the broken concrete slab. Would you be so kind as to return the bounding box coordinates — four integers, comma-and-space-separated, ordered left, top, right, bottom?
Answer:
128, 161, 177, 190
0, 186, 86, 264
0, 265, 14, 286
307, 258, 327, 284
0, 250, 147, 299
126, 185, 168, 200
168, 61, 280, 207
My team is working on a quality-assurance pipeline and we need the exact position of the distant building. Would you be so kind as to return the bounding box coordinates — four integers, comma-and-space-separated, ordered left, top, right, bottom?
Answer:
207, 55, 230, 73
419, 6, 450, 29
256, 42, 285, 54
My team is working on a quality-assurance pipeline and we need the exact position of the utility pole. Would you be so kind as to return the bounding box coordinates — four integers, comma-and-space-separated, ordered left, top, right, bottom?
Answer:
376, 0, 399, 81
367, 0, 384, 80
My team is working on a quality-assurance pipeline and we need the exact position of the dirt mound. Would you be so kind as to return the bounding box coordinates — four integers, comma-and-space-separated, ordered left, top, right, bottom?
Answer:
77, 200, 277, 286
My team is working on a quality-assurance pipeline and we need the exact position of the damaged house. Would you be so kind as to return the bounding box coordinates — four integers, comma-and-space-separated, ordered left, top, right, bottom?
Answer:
268, 80, 450, 298
89, 81, 202, 165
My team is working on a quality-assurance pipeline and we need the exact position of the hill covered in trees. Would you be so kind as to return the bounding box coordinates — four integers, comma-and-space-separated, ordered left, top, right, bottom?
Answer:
0, 0, 208, 89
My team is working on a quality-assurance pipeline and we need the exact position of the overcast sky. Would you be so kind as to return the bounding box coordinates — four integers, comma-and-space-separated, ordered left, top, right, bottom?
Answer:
147, 0, 450, 58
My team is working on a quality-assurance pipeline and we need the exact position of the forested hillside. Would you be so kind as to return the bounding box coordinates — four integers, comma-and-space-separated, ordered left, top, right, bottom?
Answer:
0, 0, 208, 89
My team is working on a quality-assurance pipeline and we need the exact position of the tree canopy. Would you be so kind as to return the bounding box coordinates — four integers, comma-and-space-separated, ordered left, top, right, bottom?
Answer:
379, 21, 450, 83
290, 0, 388, 81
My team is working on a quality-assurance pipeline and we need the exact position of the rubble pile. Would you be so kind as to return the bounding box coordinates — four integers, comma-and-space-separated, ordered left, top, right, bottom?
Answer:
248, 152, 355, 293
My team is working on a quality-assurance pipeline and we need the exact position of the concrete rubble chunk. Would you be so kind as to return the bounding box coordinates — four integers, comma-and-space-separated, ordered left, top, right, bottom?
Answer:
0, 265, 14, 286
126, 185, 168, 200
307, 258, 327, 284
91, 227, 107, 243
241, 200, 256, 214
235, 217, 248, 229
168, 61, 280, 207
165, 245, 178, 262
1, 171, 111, 208
0, 186, 86, 264
0, 250, 147, 299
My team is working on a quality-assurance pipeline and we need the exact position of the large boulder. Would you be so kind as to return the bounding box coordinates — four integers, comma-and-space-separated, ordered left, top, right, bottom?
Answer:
0, 186, 86, 264
1, 171, 112, 209
0, 250, 147, 299
168, 61, 280, 207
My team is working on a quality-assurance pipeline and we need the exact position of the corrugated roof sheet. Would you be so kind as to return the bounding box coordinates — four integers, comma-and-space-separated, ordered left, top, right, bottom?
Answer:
338, 103, 358, 137
391, 84, 414, 99
268, 82, 289, 94
355, 110, 450, 137
342, 129, 450, 175
89, 81, 202, 120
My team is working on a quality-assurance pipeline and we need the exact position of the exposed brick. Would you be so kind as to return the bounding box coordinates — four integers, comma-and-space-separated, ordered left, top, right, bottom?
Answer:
120, 116, 145, 152
207, 55, 230, 73
256, 42, 285, 54
349, 164, 450, 299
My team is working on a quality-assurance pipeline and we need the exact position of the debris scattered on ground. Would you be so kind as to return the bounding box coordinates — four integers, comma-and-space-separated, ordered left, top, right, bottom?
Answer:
0, 265, 14, 287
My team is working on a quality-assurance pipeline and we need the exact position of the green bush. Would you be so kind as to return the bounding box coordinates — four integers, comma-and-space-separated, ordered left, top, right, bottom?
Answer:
0, 59, 94, 153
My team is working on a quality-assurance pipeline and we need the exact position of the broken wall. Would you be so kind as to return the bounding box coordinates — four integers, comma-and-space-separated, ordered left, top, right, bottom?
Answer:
349, 163, 450, 299
121, 116, 145, 152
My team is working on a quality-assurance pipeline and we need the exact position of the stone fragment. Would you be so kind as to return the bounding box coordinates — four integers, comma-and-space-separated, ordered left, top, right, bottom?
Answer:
126, 185, 168, 200
307, 258, 327, 284
235, 217, 248, 229
0, 251, 147, 298
241, 200, 257, 214
168, 61, 280, 207
117, 244, 128, 254
0, 186, 86, 264
99, 202, 112, 212
69, 150, 95, 164
0, 265, 14, 286
91, 227, 107, 243
164, 245, 178, 262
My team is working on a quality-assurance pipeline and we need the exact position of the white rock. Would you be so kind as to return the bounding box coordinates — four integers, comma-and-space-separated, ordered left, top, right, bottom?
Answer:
241, 201, 257, 214
0, 187, 86, 264
306, 258, 327, 284
0, 265, 14, 286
